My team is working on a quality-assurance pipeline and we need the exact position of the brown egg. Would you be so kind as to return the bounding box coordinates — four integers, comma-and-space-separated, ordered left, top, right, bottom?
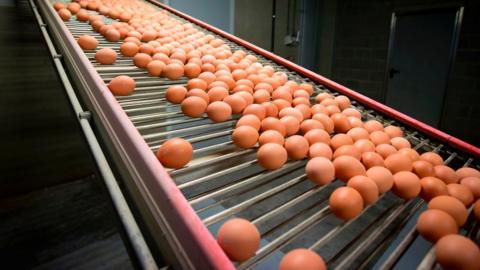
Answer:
165, 85, 187, 104
309, 143, 333, 160
261, 117, 286, 136
329, 187, 364, 220
279, 249, 326, 270
208, 87, 229, 102
243, 104, 267, 120
347, 127, 370, 142
369, 131, 390, 146
416, 209, 458, 243
384, 125, 403, 138
53, 2, 65, 10
257, 143, 288, 170
77, 35, 98, 50
295, 104, 312, 120
300, 119, 324, 134
347, 175, 379, 205
385, 153, 413, 173
392, 171, 421, 199
348, 117, 364, 128
428, 195, 468, 226
108, 75, 135, 96
164, 63, 184, 80
333, 145, 361, 160
236, 114, 261, 131
447, 184, 474, 206
146, 60, 166, 76
184, 63, 202, 78
133, 53, 152, 68
206, 101, 232, 123
279, 107, 303, 122
273, 99, 292, 112
305, 157, 335, 185
363, 120, 384, 133
259, 130, 284, 146
461, 177, 480, 199
76, 10, 89, 21
187, 78, 208, 90
138, 43, 155, 55
330, 113, 351, 133
223, 95, 246, 114
262, 102, 279, 117
420, 177, 448, 201
330, 134, 353, 151
285, 135, 309, 160
456, 167, 480, 180
67, 3, 80, 14
156, 138, 193, 168
333, 155, 366, 182
354, 139, 376, 154
342, 108, 362, 119
435, 234, 480, 270
398, 148, 420, 161
304, 129, 330, 145
58, 8, 71, 21
366, 166, 393, 193
95, 48, 117, 65
232, 126, 259, 148
311, 114, 334, 134
326, 105, 341, 115
375, 144, 398, 159
315, 92, 333, 103
187, 89, 209, 103
105, 29, 120, 42
412, 160, 435, 178
419, 152, 444, 166
120, 42, 139, 57
216, 218, 260, 262
390, 137, 411, 150
361, 152, 385, 169
434, 165, 459, 184
181, 96, 207, 118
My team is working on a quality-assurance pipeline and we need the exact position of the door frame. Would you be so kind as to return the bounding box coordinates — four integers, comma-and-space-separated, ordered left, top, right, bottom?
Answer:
381, 4, 464, 127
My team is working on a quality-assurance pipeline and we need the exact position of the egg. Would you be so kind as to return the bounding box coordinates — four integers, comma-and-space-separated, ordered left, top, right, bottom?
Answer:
347, 127, 370, 141
206, 101, 232, 123
306, 157, 335, 185
279, 249, 326, 270
165, 85, 187, 104
181, 96, 207, 118
330, 134, 353, 151
333, 155, 366, 182
53, 2, 65, 10
216, 218, 260, 262
348, 116, 364, 128
105, 29, 121, 42
342, 108, 362, 119
434, 165, 459, 184
146, 60, 166, 76
261, 117, 286, 136
95, 48, 117, 65
354, 139, 376, 154
285, 135, 309, 160
419, 152, 444, 166
456, 167, 480, 180
398, 148, 420, 161
416, 209, 458, 242
361, 152, 385, 169
256, 143, 288, 170
243, 104, 267, 120
366, 166, 394, 193
330, 113, 351, 133
76, 10, 90, 21
300, 119, 324, 134
369, 131, 390, 146
384, 125, 403, 138
312, 113, 334, 134
347, 175, 379, 204
461, 177, 480, 198
156, 138, 193, 168
77, 35, 98, 50
223, 95, 246, 114
435, 234, 480, 270
58, 8, 71, 21
258, 130, 284, 146
273, 99, 292, 112
184, 63, 202, 78
164, 62, 184, 80
279, 107, 303, 122
390, 137, 411, 150
428, 195, 468, 226
447, 184, 474, 206
315, 92, 333, 103
304, 129, 330, 145
329, 186, 364, 220
309, 143, 333, 160
187, 89, 209, 103
392, 171, 421, 199
262, 102, 279, 117
108, 75, 135, 96
363, 120, 384, 133
208, 87, 229, 102
333, 145, 361, 160
120, 42, 139, 57
133, 53, 152, 68
384, 153, 413, 173
232, 126, 259, 148
412, 160, 435, 178
420, 177, 448, 201
236, 114, 261, 131
375, 144, 397, 159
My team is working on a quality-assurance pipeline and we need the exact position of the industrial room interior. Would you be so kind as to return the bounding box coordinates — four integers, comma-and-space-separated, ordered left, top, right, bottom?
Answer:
0, 0, 479, 269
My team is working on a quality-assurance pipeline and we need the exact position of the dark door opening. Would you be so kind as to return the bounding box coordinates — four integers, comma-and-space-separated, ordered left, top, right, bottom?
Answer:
383, 8, 462, 127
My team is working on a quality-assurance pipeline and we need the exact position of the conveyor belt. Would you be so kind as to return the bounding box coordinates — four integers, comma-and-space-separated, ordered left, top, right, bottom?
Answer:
36, 0, 480, 269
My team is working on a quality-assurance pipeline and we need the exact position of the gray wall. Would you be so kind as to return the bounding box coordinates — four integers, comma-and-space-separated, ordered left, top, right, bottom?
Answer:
166, 0, 234, 33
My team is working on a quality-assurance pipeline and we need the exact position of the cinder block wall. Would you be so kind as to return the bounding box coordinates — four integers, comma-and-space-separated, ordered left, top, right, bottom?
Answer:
331, 0, 480, 146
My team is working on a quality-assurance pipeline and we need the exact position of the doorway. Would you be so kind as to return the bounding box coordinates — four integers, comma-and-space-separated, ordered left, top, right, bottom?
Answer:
383, 7, 462, 127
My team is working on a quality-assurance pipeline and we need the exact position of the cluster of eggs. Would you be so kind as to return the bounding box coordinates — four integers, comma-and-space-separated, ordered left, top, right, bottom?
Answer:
54, 0, 480, 269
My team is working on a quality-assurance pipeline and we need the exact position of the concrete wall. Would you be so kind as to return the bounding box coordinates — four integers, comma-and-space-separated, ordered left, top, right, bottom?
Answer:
331, 0, 480, 146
